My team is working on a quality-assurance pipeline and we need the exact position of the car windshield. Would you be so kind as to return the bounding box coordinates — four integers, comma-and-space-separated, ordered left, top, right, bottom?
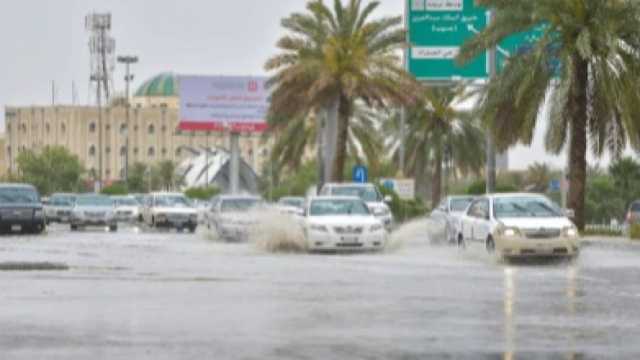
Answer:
76, 196, 114, 207
114, 198, 139, 206
309, 199, 370, 216
221, 199, 260, 213
493, 197, 562, 219
330, 186, 380, 202
50, 195, 75, 206
279, 198, 303, 208
0, 188, 39, 204
450, 198, 474, 212
155, 196, 191, 207
631, 202, 640, 212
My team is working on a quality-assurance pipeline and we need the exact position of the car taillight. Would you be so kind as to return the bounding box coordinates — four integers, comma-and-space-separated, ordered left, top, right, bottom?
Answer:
628, 212, 635, 222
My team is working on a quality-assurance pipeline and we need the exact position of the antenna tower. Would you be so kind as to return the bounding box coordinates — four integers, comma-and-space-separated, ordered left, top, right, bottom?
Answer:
85, 13, 115, 104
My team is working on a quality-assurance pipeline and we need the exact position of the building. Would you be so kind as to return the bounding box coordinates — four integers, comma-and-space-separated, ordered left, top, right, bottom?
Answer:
2, 73, 269, 182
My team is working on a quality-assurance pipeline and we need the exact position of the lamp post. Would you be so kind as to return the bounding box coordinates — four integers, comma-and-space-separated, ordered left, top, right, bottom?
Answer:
117, 55, 138, 183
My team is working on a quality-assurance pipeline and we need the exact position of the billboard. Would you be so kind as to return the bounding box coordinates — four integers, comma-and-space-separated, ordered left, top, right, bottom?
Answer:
178, 75, 269, 132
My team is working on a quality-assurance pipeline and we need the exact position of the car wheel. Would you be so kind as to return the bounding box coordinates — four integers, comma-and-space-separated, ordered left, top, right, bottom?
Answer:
109, 225, 118, 232
189, 225, 197, 234
70, 224, 78, 231
486, 236, 496, 254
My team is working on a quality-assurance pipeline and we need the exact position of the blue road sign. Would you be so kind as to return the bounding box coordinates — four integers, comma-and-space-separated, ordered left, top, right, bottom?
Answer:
549, 179, 561, 192
383, 180, 395, 190
352, 165, 369, 184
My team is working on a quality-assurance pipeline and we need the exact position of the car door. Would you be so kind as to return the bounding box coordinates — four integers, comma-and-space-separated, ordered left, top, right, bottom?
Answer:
461, 201, 480, 241
472, 198, 491, 243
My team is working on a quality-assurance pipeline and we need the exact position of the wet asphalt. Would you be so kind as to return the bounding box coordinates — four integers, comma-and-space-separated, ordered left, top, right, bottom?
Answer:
1, 222, 640, 359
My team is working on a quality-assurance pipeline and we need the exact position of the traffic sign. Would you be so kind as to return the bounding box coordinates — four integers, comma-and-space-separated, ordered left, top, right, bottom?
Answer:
407, 0, 488, 80
549, 179, 561, 192
407, 0, 546, 81
352, 165, 368, 184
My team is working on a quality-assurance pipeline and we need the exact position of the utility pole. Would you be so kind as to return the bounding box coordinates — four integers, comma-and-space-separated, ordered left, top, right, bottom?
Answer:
486, 9, 497, 194
230, 132, 240, 194
91, 74, 104, 191
117, 55, 138, 183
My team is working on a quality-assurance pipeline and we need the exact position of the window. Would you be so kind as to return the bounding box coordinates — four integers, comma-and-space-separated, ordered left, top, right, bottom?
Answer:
120, 123, 127, 134
133, 147, 139, 155
106, 169, 111, 177
148, 147, 155, 157
175, 148, 182, 157
7, 146, 11, 155
7, 124, 11, 132
176, 130, 183, 136
134, 125, 139, 132
468, 199, 489, 219
120, 168, 126, 178
148, 124, 155, 134
21, 123, 27, 132
89, 122, 96, 133
161, 125, 167, 133
161, 148, 167, 157
120, 146, 126, 156
105, 124, 111, 131
45, 123, 50, 133
89, 145, 96, 157
105, 146, 111, 154
61, 123, 66, 133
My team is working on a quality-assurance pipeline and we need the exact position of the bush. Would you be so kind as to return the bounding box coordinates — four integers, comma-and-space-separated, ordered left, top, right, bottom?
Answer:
465, 180, 518, 195
377, 184, 428, 223
630, 224, 640, 240
101, 182, 128, 196
184, 186, 221, 201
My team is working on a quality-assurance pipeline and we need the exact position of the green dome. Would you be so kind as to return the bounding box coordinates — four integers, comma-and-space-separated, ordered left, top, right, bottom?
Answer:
134, 73, 178, 97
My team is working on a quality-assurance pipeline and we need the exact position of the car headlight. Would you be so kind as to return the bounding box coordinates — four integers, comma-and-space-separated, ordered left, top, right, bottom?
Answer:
499, 226, 521, 237
310, 224, 329, 232
370, 224, 384, 232
564, 226, 579, 237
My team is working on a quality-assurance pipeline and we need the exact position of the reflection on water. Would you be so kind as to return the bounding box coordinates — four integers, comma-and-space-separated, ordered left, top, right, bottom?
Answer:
502, 265, 582, 360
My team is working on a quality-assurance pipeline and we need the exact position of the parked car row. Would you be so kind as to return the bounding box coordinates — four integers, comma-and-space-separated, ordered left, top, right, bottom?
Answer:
430, 193, 580, 260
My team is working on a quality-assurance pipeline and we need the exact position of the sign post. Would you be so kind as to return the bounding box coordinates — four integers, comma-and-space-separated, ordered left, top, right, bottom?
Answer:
352, 165, 369, 184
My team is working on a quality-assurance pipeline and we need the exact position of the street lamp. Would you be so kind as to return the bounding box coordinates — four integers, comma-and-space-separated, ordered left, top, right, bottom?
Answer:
117, 55, 139, 183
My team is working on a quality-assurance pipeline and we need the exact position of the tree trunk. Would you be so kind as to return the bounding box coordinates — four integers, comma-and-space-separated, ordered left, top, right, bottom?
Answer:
431, 145, 443, 208
414, 148, 428, 203
323, 99, 339, 184
567, 57, 588, 230
332, 95, 351, 182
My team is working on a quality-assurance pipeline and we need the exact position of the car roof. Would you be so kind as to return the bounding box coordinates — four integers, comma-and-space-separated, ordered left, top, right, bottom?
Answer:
309, 196, 362, 201
323, 183, 375, 187
151, 192, 185, 196
50, 193, 76, 197
0, 183, 37, 189
483, 193, 546, 199
279, 196, 304, 200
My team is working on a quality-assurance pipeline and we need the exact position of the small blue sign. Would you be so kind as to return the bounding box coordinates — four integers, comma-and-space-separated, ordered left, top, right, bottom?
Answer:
549, 179, 561, 192
383, 180, 395, 190
352, 165, 368, 184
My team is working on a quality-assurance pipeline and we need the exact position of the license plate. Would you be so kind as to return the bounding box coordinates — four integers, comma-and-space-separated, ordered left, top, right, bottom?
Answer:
11, 225, 22, 232
341, 236, 359, 243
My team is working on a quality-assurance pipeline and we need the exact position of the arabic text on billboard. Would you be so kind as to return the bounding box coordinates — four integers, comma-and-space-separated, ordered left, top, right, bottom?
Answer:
179, 76, 269, 132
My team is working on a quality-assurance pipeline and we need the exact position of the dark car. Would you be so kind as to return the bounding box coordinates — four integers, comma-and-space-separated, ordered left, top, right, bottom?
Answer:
0, 184, 46, 234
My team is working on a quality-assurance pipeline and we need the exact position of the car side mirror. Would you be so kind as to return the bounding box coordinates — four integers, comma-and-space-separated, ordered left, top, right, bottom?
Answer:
384, 195, 393, 203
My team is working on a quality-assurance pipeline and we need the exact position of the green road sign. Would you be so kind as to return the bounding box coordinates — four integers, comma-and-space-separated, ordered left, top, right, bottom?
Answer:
407, 0, 545, 81
407, 0, 488, 81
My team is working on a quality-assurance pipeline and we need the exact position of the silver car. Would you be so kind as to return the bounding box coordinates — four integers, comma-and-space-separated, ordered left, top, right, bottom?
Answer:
431, 196, 476, 244
70, 194, 118, 232
206, 195, 263, 241
44, 193, 76, 224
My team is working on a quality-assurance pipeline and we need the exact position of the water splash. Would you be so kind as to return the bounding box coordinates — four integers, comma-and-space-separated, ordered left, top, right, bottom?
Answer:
249, 209, 308, 253
385, 218, 433, 252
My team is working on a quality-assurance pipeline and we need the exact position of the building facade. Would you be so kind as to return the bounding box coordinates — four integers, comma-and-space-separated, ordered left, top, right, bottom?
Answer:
2, 73, 268, 182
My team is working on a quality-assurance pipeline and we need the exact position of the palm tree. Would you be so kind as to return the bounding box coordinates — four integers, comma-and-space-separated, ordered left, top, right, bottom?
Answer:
152, 160, 183, 191
265, 0, 419, 182
386, 85, 485, 205
457, 0, 640, 229
525, 162, 552, 193
266, 104, 385, 175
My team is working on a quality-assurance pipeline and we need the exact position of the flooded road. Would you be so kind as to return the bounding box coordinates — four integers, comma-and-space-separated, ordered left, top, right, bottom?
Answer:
1, 222, 640, 359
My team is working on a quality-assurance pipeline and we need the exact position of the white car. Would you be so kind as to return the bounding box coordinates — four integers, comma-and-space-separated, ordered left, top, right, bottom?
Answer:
206, 195, 263, 241
319, 183, 393, 230
431, 196, 476, 244
276, 196, 305, 216
302, 196, 387, 252
111, 196, 142, 223
141, 193, 198, 233
44, 193, 76, 224
458, 193, 580, 259
70, 194, 118, 232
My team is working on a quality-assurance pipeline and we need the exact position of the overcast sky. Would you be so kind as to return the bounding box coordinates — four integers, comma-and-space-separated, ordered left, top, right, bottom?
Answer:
0, 0, 618, 171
